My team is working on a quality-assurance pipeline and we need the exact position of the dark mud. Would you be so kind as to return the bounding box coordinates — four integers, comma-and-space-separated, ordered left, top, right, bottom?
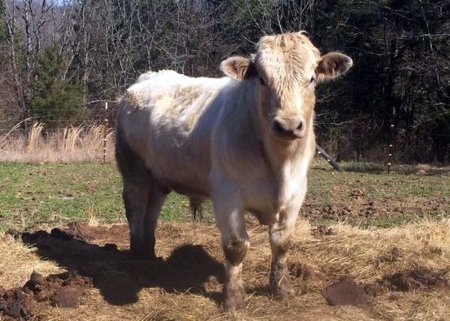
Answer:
0, 271, 91, 320
323, 270, 448, 306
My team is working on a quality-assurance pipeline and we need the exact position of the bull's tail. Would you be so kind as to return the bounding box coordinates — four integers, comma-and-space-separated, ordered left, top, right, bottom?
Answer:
189, 196, 205, 221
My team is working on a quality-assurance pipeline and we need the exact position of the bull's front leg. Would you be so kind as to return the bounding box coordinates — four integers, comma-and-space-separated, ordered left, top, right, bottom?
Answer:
211, 180, 249, 310
269, 179, 307, 299
223, 237, 249, 310
269, 212, 295, 299
269, 192, 304, 299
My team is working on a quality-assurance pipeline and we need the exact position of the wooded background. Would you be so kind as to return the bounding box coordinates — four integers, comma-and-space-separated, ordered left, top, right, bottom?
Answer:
0, 0, 448, 163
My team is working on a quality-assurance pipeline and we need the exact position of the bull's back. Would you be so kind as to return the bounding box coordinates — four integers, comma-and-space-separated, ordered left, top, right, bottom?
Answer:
116, 71, 231, 196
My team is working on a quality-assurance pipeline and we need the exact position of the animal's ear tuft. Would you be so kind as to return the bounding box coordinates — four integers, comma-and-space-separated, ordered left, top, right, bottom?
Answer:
316, 53, 353, 82
220, 56, 258, 81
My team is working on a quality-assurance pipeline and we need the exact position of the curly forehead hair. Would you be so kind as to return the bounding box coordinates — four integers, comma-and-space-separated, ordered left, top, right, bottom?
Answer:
257, 31, 319, 53
255, 32, 321, 92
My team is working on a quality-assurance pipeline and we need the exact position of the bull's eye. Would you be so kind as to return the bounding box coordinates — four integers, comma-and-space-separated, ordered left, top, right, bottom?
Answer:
259, 77, 266, 86
306, 76, 317, 88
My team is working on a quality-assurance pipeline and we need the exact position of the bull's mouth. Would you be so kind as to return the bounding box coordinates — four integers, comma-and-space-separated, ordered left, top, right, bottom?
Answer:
274, 133, 301, 140
271, 128, 304, 141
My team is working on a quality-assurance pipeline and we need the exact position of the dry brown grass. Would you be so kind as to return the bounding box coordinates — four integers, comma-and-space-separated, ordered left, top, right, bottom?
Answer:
0, 234, 63, 289
0, 123, 115, 163
2, 219, 449, 320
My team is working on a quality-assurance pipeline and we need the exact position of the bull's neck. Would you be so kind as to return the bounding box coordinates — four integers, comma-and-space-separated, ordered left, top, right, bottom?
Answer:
260, 120, 316, 212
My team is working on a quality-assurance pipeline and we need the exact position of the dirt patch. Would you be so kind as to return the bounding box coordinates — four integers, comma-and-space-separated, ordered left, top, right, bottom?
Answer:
322, 269, 449, 307
289, 263, 314, 280
304, 179, 449, 227
59, 222, 92, 241
323, 278, 369, 306
0, 271, 91, 319
5, 223, 224, 319
382, 269, 448, 291
311, 225, 335, 237
374, 247, 403, 266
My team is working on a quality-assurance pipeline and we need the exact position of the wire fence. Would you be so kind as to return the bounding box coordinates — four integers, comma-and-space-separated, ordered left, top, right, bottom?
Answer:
1, 102, 117, 133
0, 102, 118, 163
1, 101, 448, 166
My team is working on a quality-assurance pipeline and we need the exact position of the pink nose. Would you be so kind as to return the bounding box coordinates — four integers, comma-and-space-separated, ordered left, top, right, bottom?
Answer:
272, 117, 305, 139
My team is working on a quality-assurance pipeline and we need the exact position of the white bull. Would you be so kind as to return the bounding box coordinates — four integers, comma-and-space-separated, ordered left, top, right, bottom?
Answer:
115, 31, 352, 310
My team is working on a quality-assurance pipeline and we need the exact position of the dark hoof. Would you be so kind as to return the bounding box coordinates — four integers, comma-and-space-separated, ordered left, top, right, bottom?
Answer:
270, 285, 294, 300
129, 248, 157, 260
269, 277, 294, 300
223, 286, 246, 310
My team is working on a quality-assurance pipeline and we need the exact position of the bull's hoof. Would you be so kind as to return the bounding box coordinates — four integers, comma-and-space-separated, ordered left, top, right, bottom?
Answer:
270, 283, 294, 300
130, 247, 157, 260
269, 263, 294, 300
129, 238, 157, 260
269, 275, 294, 300
223, 287, 246, 310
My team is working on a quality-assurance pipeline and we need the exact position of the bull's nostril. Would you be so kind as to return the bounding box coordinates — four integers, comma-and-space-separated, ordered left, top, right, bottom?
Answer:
272, 120, 285, 135
297, 121, 304, 131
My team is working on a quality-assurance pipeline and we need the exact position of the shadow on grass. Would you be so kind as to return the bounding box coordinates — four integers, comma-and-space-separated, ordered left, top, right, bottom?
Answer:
21, 228, 225, 306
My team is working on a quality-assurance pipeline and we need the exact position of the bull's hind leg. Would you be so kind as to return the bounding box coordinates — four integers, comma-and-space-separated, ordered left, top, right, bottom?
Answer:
116, 132, 167, 259
189, 196, 205, 221
122, 169, 168, 259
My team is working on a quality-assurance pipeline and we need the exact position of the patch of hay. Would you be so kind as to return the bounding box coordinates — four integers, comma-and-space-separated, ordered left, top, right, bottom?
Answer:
0, 234, 62, 289
1, 219, 449, 321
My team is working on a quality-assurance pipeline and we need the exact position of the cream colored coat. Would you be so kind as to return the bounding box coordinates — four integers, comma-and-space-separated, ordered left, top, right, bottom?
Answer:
115, 32, 352, 310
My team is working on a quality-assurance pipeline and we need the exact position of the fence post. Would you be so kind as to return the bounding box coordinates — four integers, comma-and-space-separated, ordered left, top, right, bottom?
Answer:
387, 123, 394, 174
103, 102, 108, 164
316, 145, 344, 172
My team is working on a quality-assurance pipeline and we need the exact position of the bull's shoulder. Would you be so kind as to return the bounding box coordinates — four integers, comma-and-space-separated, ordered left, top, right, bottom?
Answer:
131, 70, 186, 89
124, 71, 231, 111
119, 70, 184, 110
136, 69, 180, 83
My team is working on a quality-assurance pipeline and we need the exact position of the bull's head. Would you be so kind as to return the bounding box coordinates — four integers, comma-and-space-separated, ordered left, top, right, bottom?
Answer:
221, 32, 352, 141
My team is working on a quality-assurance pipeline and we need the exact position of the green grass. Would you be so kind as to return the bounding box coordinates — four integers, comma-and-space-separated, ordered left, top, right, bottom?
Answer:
308, 160, 450, 227
0, 161, 449, 231
0, 163, 121, 230
0, 162, 212, 232
340, 161, 385, 174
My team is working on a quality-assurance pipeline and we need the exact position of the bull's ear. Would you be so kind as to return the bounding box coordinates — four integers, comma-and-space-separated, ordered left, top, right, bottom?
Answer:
316, 52, 353, 81
220, 56, 258, 81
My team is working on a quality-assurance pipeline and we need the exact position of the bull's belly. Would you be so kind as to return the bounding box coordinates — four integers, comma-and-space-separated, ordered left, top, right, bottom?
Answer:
133, 126, 213, 197
145, 155, 211, 198
159, 176, 210, 198
150, 161, 278, 217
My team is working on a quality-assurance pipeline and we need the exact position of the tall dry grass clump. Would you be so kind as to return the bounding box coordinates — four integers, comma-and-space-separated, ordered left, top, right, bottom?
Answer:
27, 122, 45, 153
63, 125, 84, 154
0, 122, 115, 163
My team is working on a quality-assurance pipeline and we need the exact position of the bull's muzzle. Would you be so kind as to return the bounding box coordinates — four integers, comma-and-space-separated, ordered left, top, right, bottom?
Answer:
272, 116, 306, 140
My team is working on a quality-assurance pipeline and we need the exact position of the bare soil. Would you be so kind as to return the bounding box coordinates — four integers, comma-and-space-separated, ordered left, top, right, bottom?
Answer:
304, 165, 450, 227
1, 220, 449, 320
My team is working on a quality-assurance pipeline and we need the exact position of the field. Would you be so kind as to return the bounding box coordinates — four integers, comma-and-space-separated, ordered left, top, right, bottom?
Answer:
0, 160, 449, 320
